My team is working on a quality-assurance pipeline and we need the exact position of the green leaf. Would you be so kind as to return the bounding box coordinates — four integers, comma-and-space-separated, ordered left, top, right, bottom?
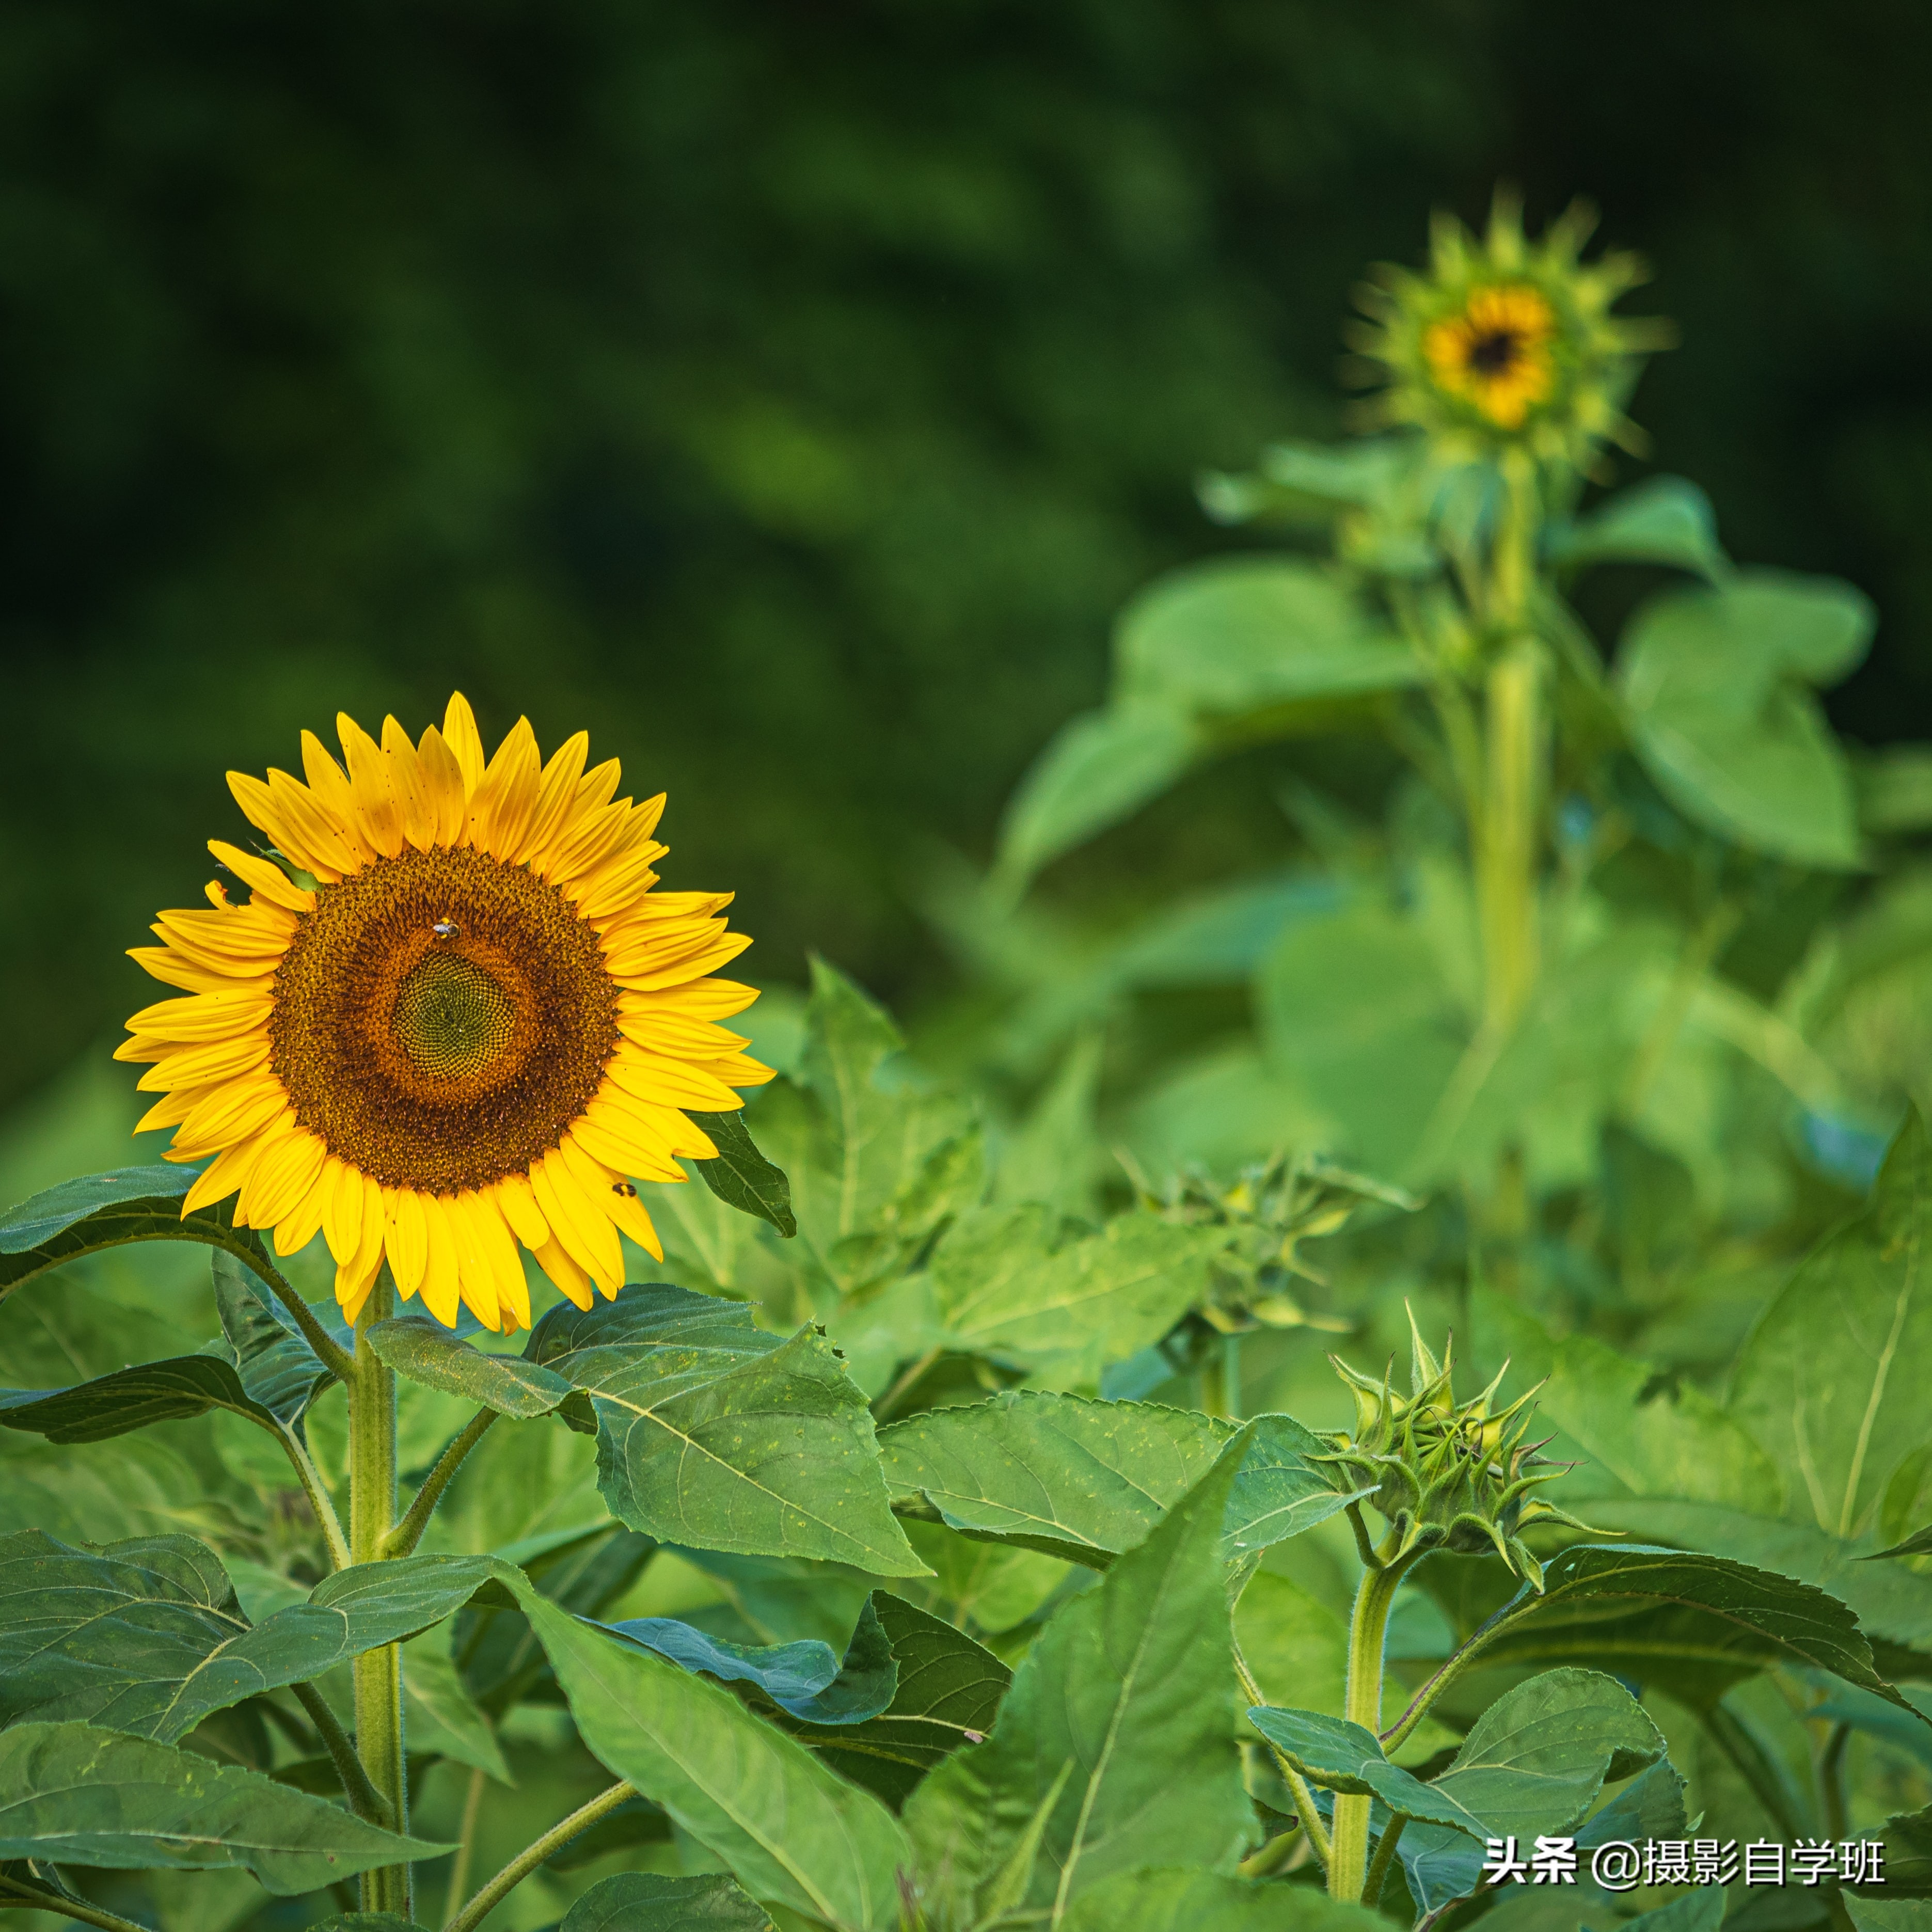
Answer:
561, 1871, 778, 1931
1872, 1525, 1932, 1561
1729, 1107, 1932, 1542
881, 1391, 1359, 1567
520, 1591, 910, 1932
905, 1431, 1255, 1922
0, 1165, 268, 1299
929, 1207, 1222, 1381
1471, 1543, 1920, 1713
0, 1532, 503, 1742
1857, 746, 1932, 835
1057, 1865, 1393, 1932
994, 702, 1195, 892
1114, 557, 1422, 716
1243, 1706, 1493, 1834
776, 1591, 1011, 1809
1613, 1890, 1729, 1932
1618, 567, 1873, 869
0, 1720, 446, 1891
0, 1354, 280, 1445
308, 1919, 421, 1931
402, 1619, 510, 1783
686, 1107, 797, 1239
603, 1594, 896, 1724
1550, 476, 1727, 580
525, 1281, 926, 1576
212, 1248, 341, 1428
366, 1315, 574, 1419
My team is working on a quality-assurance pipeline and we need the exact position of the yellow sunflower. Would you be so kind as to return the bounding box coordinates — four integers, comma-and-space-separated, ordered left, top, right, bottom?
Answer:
117, 693, 772, 1333
1420, 282, 1556, 431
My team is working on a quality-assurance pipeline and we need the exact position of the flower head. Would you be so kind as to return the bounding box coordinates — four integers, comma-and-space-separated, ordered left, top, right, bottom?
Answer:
1347, 192, 1672, 474
1317, 1307, 1607, 1590
118, 694, 771, 1332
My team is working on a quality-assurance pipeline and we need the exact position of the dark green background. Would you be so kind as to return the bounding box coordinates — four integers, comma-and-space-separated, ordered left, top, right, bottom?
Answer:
4, 0, 1928, 1107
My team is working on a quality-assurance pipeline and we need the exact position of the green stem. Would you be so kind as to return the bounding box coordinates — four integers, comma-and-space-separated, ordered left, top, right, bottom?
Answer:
277, 1424, 351, 1573
1364, 1811, 1410, 1908
383, 1408, 499, 1559
442, 1765, 489, 1926
1819, 1719, 1852, 1843
1476, 638, 1545, 1039
1329, 1548, 1415, 1902
350, 1276, 410, 1920
291, 1679, 390, 1826
1233, 1643, 1330, 1871
1703, 1702, 1810, 1842
0, 1874, 159, 1932
236, 1243, 355, 1383
442, 1780, 636, 1932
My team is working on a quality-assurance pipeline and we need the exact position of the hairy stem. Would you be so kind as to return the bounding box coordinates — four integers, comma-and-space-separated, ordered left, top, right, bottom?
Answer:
442, 1765, 489, 1926
383, 1408, 499, 1559
291, 1679, 391, 1826
1331, 1549, 1415, 1901
0, 1874, 160, 1932
277, 1425, 351, 1574
239, 1244, 355, 1383
350, 1277, 410, 1919
442, 1780, 636, 1932
1233, 1643, 1330, 1870
1477, 639, 1546, 1039
1364, 1811, 1411, 1908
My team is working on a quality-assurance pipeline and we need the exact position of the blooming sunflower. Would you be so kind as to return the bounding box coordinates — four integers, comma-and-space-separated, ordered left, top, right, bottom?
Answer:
117, 694, 772, 1333
1345, 192, 1673, 473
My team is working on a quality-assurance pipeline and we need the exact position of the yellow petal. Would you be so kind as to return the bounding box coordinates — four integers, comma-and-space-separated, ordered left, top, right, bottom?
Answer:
387, 1190, 429, 1298
543, 797, 631, 886
556, 1134, 665, 1266
323, 1160, 363, 1265
574, 1106, 689, 1182
126, 945, 274, 997
601, 1048, 740, 1113
469, 717, 542, 859
417, 725, 469, 846
569, 849, 664, 924
621, 978, 760, 1021
616, 1009, 751, 1061
175, 1077, 290, 1157
601, 1183, 663, 1261
531, 1236, 594, 1311
532, 1149, 622, 1294
180, 1131, 272, 1217
207, 841, 314, 915
382, 715, 438, 851
299, 732, 374, 866
616, 932, 753, 992
700, 1051, 778, 1089
520, 730, 591, 874
136, 1086, 204, 1135
338, 712, 407, 860
493, 1170, 549, 1250
445, 1193, 510, 1333
338, 1205, 385, 1321
417, 1195, 466, 1329
244, 1130, 326, 1231
226, 769, 356, 881
443, 692, 487, 797
273, 1154, 336, 1257
136, 1032, 271, 1093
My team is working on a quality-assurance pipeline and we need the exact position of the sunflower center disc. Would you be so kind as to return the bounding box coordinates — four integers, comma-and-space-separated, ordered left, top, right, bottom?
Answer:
391, 949, 519, 1082
268, 844, 621, 1193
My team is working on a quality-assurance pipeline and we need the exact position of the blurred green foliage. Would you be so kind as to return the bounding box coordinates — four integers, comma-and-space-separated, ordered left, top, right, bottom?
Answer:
4, 0, 1931, 1109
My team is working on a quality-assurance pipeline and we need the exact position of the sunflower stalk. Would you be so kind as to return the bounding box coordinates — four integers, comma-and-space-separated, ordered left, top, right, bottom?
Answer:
349, 1274, 411, 1914
383, 1406, 499, 1560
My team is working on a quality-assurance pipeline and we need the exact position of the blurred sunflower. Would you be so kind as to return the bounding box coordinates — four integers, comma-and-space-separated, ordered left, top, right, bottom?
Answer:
1347, 193, 1672, 473
117, 694, 771, 1332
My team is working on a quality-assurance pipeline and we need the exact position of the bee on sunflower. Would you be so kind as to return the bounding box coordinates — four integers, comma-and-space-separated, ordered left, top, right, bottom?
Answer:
117, 693, 771, 1333
1346, 191, 1673, 478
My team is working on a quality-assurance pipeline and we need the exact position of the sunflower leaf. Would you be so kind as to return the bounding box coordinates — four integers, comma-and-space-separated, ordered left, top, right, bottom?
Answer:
212, 1248, 340, 1427
525, 1282, 927, 1577
686, 1108, 797, 1238
0, 1355, 283, 1445
560, 1872, 778, 1931
0, 1720, 448, 1891
0, 1164, 272, 1300
365, 1314, 574, 1419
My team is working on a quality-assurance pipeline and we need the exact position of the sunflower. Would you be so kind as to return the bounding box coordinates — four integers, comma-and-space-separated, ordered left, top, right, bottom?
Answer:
117, 694, 772, 1333
1345, 192, 1673, 473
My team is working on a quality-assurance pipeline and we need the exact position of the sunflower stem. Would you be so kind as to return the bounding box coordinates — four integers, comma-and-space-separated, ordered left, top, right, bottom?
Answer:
350, 1275, 412, 1920
291, 1679, 391, 1826
384, 1408, 499, 1559
442, 1780, 636, 1932
278, 1424, 351, 1573
1329, 1545, 1417, 1901
240, 1243, 356, 1383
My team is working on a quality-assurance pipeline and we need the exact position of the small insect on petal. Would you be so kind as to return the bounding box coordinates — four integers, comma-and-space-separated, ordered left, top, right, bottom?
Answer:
612, 1180, 638, 1197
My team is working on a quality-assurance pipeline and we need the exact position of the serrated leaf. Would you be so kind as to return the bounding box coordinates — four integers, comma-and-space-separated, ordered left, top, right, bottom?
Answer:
0, 1720, 446, 1891
881, 1390, 1358, 1568
521, 1591, 910, 1931
561, 1871, 779, 1930
686, 1107, 797, 1238
0, 1165, 269, 1299
1244, 1705, 1492, 1833
525, 1282, 925, 1577
774, 1591, 1011, 1809
603, 1594, 895, 1724
0, 1354, 280, 1444
0, 1532, 500, 1741
366, 1315, 573, 1419
905, 1432, 1255, 1922
930, 1207, 1222, 1381
1470, 1543, 1922, 1714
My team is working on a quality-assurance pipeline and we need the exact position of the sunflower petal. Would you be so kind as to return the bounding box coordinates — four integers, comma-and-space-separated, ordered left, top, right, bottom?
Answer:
338, 713, 408, 860
387, 1191, 430, 1298
273, 1154, 336, 1257
419, 1194, 474, 1330
493, 1171, 549, 1250
531, 1149, 623, 1295
298, 733, 373, 867
521, 731, 591, 874
417, 725, 469, 847
470, 717, 542, 860
443, 692, 487, 797
381, 716, 439, 852
208, 841, 314, 914
136, 1032, 271, 1093
531, 1236, 594, 1311
323, 1160, 364, 1265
